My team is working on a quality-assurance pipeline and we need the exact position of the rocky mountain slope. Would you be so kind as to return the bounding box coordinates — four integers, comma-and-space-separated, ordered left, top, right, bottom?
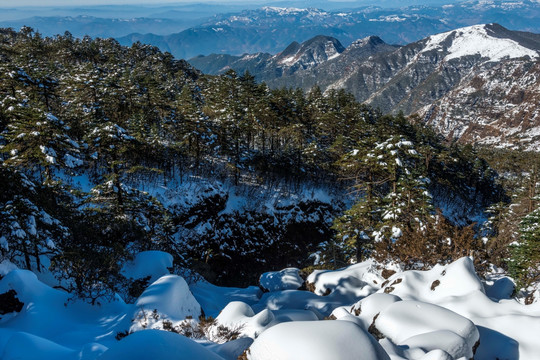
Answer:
189, 35, 398, 85
193, 23, 540, 149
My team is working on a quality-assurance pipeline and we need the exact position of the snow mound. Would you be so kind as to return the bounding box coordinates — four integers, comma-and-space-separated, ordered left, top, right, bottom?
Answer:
1, 331, 76, 360
425, 24, 539, 62
131, 275, 201, 332
259, 268, 303, 292
247, 320, 389, 360
306, 259, 382, 296
374, 300, 479, 358
346, 292, 402, 329
0, 269, 62, 303
98, 329, 224, 360
379, 257, 484, 302
122, 251, 173, 282
212, 301, 318, 339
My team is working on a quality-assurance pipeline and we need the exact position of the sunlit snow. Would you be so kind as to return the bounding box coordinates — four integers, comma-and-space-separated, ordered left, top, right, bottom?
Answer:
1, 253, 539, 359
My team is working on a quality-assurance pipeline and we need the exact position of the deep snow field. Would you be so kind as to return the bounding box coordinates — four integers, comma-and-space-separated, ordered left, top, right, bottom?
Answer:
1, 252, 539, 360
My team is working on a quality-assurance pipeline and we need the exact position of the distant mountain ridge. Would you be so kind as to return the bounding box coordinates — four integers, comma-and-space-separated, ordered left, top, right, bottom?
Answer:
191, 23, 540, 150
118, 1, 540, 59
189, 34, 399, 86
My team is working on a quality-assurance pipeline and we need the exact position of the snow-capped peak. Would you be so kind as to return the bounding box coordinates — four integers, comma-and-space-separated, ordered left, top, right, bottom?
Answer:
261, 7, 327, 16
424, 24, 539, 62
275, 36, 344, 67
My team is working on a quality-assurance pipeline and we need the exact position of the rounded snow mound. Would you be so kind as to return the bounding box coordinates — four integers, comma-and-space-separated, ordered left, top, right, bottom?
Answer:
380, 257, 484, 302
347, 292, 402, 329
306, 260, 382, 296
122, 251, 173, 282
1, 331, 76, 360
98, 329, 224, 360
212, 301, 318, 339
259, 268, 303, 292
131, 275, 201, 332
374, 300, 479, 359
247, 320, 390, 360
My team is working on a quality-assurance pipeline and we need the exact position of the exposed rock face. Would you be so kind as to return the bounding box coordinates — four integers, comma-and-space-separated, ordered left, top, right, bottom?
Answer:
418, 59, 540, 150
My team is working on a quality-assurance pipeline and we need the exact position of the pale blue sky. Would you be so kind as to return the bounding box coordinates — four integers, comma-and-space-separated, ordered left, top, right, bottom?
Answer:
7, 0, 273, 5
2, 0, 454, 7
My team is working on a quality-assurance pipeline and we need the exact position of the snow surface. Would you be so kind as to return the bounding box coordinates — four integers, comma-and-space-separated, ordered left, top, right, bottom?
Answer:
424, 24, 539, 62
247, 320, 390, 360
1, 255, 540, 359
99, 329, 224, 360
259, 268, 303, 292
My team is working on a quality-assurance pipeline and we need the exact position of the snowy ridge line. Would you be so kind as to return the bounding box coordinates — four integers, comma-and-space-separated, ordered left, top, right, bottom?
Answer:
423, 24, 539, 62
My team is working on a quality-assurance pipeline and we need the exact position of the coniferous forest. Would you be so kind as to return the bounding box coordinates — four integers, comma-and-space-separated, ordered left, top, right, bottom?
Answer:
0, 27, 539, 305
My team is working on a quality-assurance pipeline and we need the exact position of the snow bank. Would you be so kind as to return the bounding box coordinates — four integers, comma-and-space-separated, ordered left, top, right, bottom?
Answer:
98, 329, 224, 360
247, 320, 390, 360
131, 275, 201, 332
2, 257, 540, 360
259, 268, 303, 292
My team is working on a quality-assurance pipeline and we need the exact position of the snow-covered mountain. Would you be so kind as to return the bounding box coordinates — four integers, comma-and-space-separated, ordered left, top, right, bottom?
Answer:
189, 35, 398, 85
358, 23, 540, 149
119, 0, 540, 59
273, 35, 345, 70
189, 35, 356, 80
192, 23, 540, 149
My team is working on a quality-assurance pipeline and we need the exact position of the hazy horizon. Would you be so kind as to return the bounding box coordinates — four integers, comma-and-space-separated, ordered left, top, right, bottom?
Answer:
1, 0, 459, 8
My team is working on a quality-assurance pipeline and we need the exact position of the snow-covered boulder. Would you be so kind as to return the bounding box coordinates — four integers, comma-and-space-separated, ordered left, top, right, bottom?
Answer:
122, 251, 173, 282
211, 301, 318, 339
98, 329, 224, 360
259, 268, 303, 292
131, 275, 201, 332
247, 320, 390, 360
379, 257, 485, 302
345, 292, 402, 329
306, 260, 382, 296
212, 301, 266, 339
374, 300, 479, 359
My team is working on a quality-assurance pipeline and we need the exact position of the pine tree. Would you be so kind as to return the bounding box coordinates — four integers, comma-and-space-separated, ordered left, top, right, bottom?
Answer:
509, 204, 540, 291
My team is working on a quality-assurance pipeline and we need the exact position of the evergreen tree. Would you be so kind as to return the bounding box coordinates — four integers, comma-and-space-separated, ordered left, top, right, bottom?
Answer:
509, 204, 540, 291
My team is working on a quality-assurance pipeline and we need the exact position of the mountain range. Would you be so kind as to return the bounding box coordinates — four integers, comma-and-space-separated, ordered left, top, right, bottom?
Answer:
117, 1, 540, 59
2, 1, 540, 59
190, 23, 540, 150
